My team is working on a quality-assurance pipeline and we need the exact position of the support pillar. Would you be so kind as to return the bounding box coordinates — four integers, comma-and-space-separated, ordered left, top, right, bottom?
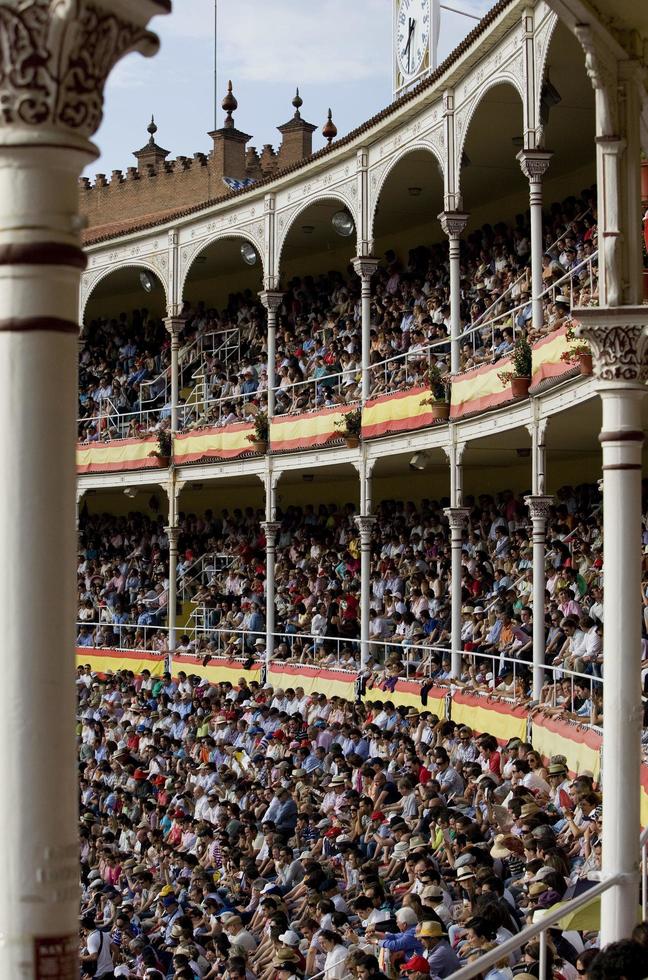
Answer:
438, 212, 469, 375
444, 507, 470, 678
164, 315, 183, 433
259, 291, 284, 419
576, 306, 648, 944
165, 524, 179, 673
261, 521, 281, 673
524, 495, 553, 699
352, 257, 379, 402
0, 3, 166, 975
517, 150, 552, 333
355, 515, 377, 669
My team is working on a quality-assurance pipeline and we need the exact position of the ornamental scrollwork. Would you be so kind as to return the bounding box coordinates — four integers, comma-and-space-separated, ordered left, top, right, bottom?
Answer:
575, 314, 648, 384
0, 0, 161, 138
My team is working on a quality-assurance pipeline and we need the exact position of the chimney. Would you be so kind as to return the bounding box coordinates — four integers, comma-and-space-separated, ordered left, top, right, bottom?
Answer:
277, 88, 317, 168
209, 81, 251, 183
133, 116, 170, 171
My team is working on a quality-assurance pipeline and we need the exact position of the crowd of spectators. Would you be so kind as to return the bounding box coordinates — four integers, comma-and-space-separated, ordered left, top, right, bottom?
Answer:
76, 480, 648, 731
77, 670, 648, 979
78, 191, 598, 443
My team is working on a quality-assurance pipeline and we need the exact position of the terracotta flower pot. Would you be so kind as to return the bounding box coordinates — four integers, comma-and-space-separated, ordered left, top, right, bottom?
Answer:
430, 401, 450, 421
250, 440, 268, 454
154, 455, 170, 468
578, 353, 593, 376
345, 436, 360, 448
510, 376, 531, 399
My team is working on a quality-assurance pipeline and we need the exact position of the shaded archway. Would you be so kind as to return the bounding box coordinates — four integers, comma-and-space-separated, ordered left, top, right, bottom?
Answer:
182, 235, 264, 310
278, 195, 357, 284
371, 145, 445, 266
83, 263, 167, 327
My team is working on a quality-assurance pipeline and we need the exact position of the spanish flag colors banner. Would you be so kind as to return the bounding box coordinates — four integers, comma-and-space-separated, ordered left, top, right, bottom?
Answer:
269, 406, 348, 452
450, 355, 514, 419
530, 325, 573, 389
76, 437, 159, 474
361, 387, 436, 439
173, 422, 255, 464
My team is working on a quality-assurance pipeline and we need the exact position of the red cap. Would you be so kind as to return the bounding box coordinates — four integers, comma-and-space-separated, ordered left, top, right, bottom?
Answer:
402, 956, 430, 974
133, 769, 147, 780
371, 811, 385, 822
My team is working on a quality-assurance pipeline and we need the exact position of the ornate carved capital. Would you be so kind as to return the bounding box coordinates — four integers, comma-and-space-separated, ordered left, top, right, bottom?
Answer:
164, 524, 179, 540
259, 291, 284, 313
524, 495, 554, 523
516, 150, 553, 183
574, 306, 648, 384
354, 515, 377, 537
164, 315, 184, 336
443, 506, 470, 530
352, 256, 379, 280
574, 24, 618, 137
261, 521, 282, 542
438, 211, 469, 239
0, 1, 167, 142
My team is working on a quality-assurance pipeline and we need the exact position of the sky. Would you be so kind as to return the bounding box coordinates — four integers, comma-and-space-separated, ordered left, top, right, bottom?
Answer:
89, 0, 493, 176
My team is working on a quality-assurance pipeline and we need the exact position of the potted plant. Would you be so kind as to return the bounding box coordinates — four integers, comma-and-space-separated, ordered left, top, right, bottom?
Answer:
335, 407, 362, 448
246, 411, 269, 454
560, 327, 593, 375
498, 335, 532, 399
422, 365, 450, 421
150, 428, 172, 467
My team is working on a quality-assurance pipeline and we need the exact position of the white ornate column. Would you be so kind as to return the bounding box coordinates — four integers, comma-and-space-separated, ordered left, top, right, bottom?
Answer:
576, 306, 648, 944
352, 256, 379, 402
261, 521, 281, 674
164, 314, 183, 432
355, 515, 376, 670
260, 290, 283, 419
444, 507, 470, 678
517, 150, 552, 332
524, 494, 553, 699
0, 2, 167, 975
438, 212, 469, 375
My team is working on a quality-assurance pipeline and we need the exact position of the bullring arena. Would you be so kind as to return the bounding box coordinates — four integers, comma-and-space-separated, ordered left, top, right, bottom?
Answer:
3, 0, 648, 977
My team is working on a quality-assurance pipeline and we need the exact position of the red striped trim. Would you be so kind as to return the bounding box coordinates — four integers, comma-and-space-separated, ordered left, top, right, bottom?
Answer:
362, 410, 436, 439
451, 357, 512, 382
271, 431, 340, 451
450, 387, 514, 419
77, 458, 160, 474
173, 447, 252, 463
364, 386, 428, 409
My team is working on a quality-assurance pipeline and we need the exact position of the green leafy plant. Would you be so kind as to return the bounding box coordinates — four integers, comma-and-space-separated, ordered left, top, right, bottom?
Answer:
246, 411, 269, 444
335, 407, 362, 439
151, 428, 172, 460
498, 335, 532, 386
423, 365, 450, 403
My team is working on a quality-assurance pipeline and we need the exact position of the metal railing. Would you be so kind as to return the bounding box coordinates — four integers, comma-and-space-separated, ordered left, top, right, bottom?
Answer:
77, 406, 170, 442
368, 335, 451, 396
273, 371, 350, 415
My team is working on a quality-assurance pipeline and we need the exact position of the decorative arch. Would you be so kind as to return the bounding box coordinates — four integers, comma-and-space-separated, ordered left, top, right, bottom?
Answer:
80, 259, 169, 323
534, 10, 560, 136
179, 228, 266, 298
368, 141, 445, 245
455, 75, 525, 195
276, 191, 358, 274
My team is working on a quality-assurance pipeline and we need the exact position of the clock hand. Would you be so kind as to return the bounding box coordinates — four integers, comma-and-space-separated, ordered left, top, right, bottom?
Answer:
405, 17, 416, 73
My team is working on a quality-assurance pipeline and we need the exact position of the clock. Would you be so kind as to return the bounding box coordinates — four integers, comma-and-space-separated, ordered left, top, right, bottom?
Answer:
396, 0, 430, 79
393, 0, 439, 97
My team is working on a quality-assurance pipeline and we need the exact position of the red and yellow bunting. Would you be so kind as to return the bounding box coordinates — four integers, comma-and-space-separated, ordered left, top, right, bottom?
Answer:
173, 422, 255, 464
76, 437, 159, 473
361, 387, 436, 438
531, 325, 574, 389
450, 356, 515, 419
269, 406, 348, 452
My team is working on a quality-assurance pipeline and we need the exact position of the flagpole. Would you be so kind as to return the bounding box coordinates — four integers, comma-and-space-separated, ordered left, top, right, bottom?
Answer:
214, 0, 218, 129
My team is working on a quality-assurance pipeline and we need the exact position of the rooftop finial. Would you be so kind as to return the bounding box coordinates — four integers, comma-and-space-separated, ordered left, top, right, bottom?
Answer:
322, 107, 337, 144
147, 115, 157, 145
222, 80, 238, 129
292, 87, 303, 120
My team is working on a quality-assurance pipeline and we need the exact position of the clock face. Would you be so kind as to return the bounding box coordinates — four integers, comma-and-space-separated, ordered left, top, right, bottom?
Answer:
396, 0, 430, 79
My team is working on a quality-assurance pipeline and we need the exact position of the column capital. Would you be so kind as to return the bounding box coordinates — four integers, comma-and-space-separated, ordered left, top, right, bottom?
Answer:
259, 290, 284, 313
524, 494, 554, 522
443, 506, 470, 530
261, 521, 282, 539
0, 0, 165, 147
574, 306, 648, 385
352, 256, 379, 279
516, 149, 553, 182
164, 315, 184, 336
354, 515, 377, 535
438, 211, 469, 239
